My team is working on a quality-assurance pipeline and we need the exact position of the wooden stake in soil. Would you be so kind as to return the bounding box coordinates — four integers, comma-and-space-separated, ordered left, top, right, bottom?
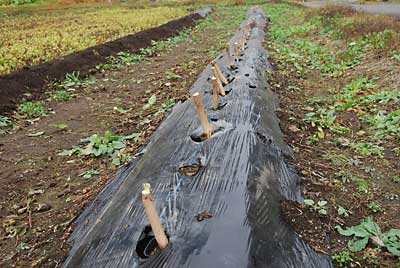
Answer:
211, 77, 219, 110
234, 42, 240, 62
142, 183, 169, 249
211, 61, 228, 85
226, 44, 232, 69
192, 92, 212, 138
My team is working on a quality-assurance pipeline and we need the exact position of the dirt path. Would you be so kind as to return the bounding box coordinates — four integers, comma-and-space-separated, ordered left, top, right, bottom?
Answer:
0, 7, 247, 267
303, 0, 400, 18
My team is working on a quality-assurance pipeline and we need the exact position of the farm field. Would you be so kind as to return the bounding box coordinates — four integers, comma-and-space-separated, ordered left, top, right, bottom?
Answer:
0, 2, 188, 75
0, 0, 399, 267
0, 3, 250, 266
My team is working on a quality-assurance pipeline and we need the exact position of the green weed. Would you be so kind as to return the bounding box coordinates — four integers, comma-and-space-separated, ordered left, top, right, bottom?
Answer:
0, 115, 14, 127
59, 131, 141, 166
52, 71, 96, 90
350, 142, 384, 157
368, 202, 385, 213
142, 95, 156, 110
332, 251, 353, 267
79, 169, 99, 179
304, 199, 328, 215
338, 206, 352, 217
155, 98, 175, 115
17, 101, 48, 118
336, 218, 400, 256
49, 90, 76, 101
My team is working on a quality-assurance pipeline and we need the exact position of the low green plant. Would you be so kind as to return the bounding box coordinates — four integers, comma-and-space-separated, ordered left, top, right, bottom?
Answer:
363, 109, 400, 140
304, 108, 349, 139
50, 90, 76, 101
0, 115, 15, 135
362, 249, 380, 266
155, 98, 175, 115
350, 142, 384, 157
49, 123, 68, 130
393, 176, 400, 183
357, 179, 369, 193
338, 206, 352, 217
53, 71, 96, 90
59, 131, 141, 166
166, 70, 182, 81
17, 102, 48, 118
0, 116, 14, 127
143, 95, 156, 110
115, 51, 145, 65
336, 217, 400, 256
368, 202, 385, 213
79, 169, 99, 179
332, 251, 353, 267
304, 199, 328, 215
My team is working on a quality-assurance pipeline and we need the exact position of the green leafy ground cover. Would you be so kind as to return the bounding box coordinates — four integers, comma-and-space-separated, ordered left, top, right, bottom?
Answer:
265, 3, 399, 267
0, 3, 188, 75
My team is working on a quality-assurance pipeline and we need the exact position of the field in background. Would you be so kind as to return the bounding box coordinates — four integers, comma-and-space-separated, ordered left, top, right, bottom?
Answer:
0, 0, 261, 76
0, 3, 188, 75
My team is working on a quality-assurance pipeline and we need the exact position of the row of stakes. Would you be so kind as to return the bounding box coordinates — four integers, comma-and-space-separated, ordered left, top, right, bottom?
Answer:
140, 18, 256, 254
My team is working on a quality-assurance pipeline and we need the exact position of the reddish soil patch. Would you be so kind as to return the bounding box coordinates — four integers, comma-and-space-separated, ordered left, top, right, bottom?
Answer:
0, 11, 206, 114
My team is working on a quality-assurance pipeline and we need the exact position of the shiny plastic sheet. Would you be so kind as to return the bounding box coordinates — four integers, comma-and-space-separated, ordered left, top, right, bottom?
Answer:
63, 8, 333, 268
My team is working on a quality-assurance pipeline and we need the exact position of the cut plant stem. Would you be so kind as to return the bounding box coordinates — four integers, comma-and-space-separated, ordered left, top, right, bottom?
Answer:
211, 77, 220, 109
142, 183, 169, 249
192, 92, 212, 138
226, 44, 232, 69
246, 23, 251, 38
234, 42, 239, 62
211, 61, 228, 85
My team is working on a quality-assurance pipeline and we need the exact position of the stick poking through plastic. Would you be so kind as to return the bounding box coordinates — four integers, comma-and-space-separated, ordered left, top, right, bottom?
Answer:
193, 92, 212, 138
211, 77, 219, 110
246, 23, 251, 39
226, 44, 232, 69
214, 75, 226, 96
234, 42, 239, 62
142, 183, 169, 249
211, 61, 228, 85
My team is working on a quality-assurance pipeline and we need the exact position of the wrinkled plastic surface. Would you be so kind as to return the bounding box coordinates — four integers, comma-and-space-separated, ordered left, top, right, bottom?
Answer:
63, 8, 333, 268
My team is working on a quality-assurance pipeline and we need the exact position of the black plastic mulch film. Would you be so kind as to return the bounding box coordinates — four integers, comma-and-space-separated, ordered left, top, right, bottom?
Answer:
63, 7, 333, 268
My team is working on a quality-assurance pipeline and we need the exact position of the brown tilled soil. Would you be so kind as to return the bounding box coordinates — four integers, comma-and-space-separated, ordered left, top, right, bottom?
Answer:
0, 12, 204, 114
0, 8, 244, 267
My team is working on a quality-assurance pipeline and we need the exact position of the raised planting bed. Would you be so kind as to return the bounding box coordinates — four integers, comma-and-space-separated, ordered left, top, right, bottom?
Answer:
63, 7, 332, 268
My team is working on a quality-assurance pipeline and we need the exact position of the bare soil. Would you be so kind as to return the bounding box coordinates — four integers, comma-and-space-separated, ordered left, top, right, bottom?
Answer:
0, 12, 203, 114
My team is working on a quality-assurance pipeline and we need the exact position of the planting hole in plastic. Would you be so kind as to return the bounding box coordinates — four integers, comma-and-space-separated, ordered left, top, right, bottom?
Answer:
249, 84, 257, 89
190, 132, 211, 143
136, 225, 169, 259
178, 164, 201, 177
213, 102, 228, 111
190, 123, 224, 143
226, 75, 236, 84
